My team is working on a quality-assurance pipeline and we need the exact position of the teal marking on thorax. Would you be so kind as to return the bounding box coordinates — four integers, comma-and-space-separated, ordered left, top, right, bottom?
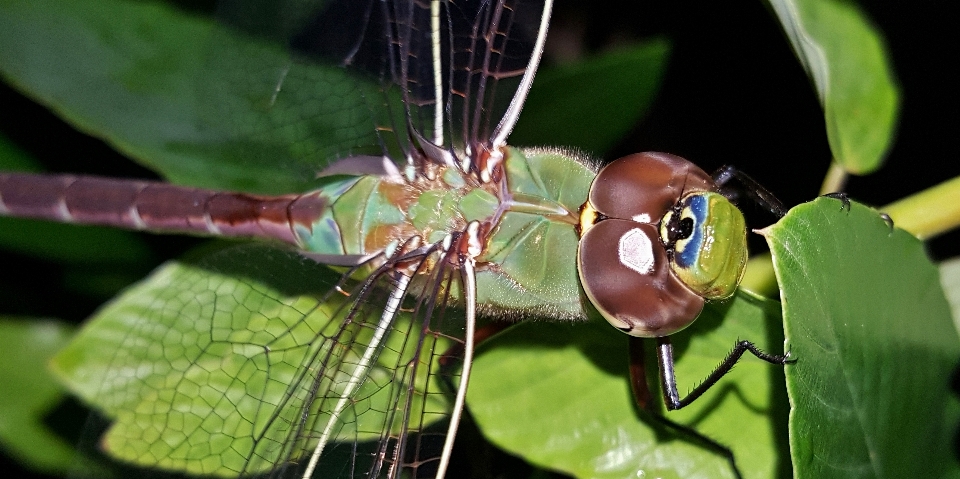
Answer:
294, 177, 362, 255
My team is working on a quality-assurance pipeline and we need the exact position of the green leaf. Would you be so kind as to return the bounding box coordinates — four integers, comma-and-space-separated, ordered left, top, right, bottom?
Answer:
765, 0, 899, 174
762, 197, 960, 478
50, 244, 450, 477
469, 292, 789, 479
0, 0, 380, 194
510, 40, 670, 156
0, 217, 154, 265
0, 318, 76, 474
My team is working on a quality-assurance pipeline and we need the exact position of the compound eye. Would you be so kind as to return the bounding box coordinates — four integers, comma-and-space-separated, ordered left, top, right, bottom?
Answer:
578, 219, 704, 337
586, 152, 714, 223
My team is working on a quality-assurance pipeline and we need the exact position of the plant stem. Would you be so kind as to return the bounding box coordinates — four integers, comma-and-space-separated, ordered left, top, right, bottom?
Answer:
819, 161, 848, 196
740, 252, 778, 298
743, 169, 960, 299
882, 175, 960, 240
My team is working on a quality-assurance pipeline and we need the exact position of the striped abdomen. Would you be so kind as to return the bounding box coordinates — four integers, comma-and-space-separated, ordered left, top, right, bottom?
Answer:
0, 173, 331, 249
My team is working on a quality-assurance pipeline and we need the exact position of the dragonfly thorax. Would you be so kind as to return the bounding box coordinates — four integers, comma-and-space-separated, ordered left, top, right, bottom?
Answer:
345, 162, 503, 264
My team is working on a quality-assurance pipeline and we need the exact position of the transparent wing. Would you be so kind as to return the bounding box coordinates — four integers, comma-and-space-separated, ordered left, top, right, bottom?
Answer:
53, 243, 470, 478
183, 0, 550, 192
384, 0, 550, 162
49, 1, 553, 476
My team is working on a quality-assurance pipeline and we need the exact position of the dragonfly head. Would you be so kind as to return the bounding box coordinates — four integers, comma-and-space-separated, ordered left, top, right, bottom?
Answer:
576, 153, 748, 338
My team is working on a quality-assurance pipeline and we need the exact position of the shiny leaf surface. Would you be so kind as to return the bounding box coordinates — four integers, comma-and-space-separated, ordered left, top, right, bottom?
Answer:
0, 0, 379, 194
51, 245, 450, 477
763, 198, 960, 478
469, 293, 789, 479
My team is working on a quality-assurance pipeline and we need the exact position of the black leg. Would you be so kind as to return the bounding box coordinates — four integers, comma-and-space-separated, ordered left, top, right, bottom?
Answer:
823, 192, 894, 229
712, 165, 787, 217
656, 336, 793, 411
822, 191, 851, 211
629, 337, 745, 479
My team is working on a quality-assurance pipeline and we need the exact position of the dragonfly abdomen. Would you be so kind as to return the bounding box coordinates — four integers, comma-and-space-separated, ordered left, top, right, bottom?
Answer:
0, 173, 332, 248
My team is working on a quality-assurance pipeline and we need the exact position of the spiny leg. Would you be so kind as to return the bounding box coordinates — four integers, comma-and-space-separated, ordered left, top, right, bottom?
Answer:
629, 337, 745, 479
656, 336, 792, 411
822, 191, 851, 211
822, 192, 894, 229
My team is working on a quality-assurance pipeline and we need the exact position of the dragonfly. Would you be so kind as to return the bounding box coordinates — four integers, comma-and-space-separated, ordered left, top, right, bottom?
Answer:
0, 0, 790, 477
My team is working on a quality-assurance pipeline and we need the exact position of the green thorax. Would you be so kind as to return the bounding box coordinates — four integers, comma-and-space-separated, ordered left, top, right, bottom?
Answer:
292, 165, 500, 258
475, 147, 595, 320
292, 147, 596, 320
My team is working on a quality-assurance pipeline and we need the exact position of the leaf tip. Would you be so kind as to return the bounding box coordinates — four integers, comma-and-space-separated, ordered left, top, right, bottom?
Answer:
753, 226, 773, 238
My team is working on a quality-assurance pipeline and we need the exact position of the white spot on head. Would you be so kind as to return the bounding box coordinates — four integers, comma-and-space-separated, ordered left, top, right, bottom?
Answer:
631, 213, 651, 223
619, 228, 655, 275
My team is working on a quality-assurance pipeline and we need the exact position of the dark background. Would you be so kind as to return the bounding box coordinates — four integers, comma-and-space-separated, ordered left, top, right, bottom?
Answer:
544, 0, 960, 261
4, 1, 958, 260
1, 0, 957, 477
